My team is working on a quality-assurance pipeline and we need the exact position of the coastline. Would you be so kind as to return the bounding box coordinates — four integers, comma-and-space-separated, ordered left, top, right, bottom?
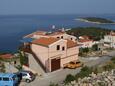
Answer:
75, 18, 115, 25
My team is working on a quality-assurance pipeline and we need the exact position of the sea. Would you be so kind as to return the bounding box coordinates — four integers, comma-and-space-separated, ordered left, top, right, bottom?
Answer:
0, 14, 115, 52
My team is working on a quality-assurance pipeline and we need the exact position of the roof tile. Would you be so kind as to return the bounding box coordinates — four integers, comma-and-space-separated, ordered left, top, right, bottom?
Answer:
32, 37, 60, 47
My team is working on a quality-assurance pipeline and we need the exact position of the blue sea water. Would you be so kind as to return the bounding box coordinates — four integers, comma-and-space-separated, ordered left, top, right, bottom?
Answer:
0, 14, 115, 52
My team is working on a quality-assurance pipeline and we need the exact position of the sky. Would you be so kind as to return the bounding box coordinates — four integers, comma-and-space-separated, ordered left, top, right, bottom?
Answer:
0, 0, 115, 15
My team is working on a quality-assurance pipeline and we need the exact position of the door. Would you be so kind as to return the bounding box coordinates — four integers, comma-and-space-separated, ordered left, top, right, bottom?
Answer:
51, 58, 60, 72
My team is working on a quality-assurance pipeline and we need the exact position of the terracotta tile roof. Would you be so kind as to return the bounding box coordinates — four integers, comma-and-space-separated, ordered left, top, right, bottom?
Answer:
32, 37, 60, 47
79, 39, 92, 43
110, 33, 115, 36
111, 34, 115, 36
109, 31, 115, 36
24, 31, 66, 38
0, 54, 14, 59
67, 40, 78, 48
24, 31, 46, 38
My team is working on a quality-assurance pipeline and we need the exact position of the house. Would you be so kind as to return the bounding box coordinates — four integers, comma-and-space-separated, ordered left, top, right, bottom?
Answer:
0, 54, 14, 59
31, 37, 79, 72
104, 31, 115, 48
24, 30, 77, 42
78, 35, 94, 48
0, 54, 19, 73
22, 30, 79, 72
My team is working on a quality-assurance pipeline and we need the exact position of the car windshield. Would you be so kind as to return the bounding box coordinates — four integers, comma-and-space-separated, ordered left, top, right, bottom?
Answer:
12, 75, 18, 81
3, 77, 9, 81
29, 72, 33, 76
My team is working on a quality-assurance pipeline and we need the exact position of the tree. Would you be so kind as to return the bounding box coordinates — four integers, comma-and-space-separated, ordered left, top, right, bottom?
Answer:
0, 61, 5, 73
18, 50, 28, 66
83, 48, 89, 53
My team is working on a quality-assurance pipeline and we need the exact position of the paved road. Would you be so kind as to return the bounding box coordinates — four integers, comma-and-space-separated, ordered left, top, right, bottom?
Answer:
20, 68, 81, 86
19, 51, 115, 86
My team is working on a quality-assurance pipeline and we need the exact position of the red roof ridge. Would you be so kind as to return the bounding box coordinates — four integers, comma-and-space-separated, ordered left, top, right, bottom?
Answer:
66, 39, 78, 48
79, 39, 93, 42
0, 54, 14, 59
32, 37, 60, 47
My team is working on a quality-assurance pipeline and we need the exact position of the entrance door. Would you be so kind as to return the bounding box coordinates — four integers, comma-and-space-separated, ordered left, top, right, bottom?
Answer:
51, 58, 60, 72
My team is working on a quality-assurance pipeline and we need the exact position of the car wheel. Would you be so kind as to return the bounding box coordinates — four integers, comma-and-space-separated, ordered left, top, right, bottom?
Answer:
26, 79, 31, 83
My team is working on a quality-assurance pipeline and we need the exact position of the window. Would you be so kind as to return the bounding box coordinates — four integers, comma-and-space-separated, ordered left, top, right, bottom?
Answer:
3, 77, 9, 81
62, 47, 65, 51
0, 77, 2, 81
61, 36, 63, 39
57, 45, 60, 50
14, 61, 16, 64
22, 73, 27, 76
71, 38, 73, 40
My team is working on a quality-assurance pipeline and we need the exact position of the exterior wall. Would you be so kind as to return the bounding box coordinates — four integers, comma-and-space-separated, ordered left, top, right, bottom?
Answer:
67, 47, 79, 56
29, 32, 77, 41
79, 41, 93, 48
66, 34, 77, 42
31, 44, 49, 71
48, 40, 67, 71
61, 55, 78, 67
104, 35, 112, 43
61, 47, 79, 67
27, 53, 45, 75
104, 35, 115, 48
50, 33, 77, 41
30, 33, 77, 42
49, 40, 67, 58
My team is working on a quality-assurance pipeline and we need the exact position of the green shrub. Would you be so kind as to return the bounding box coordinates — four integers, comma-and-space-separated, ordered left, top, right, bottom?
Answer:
64, 74, 75, 84
18, 50, 28, 66
111, 57, 115, 63
103, 64, 114, 71
49, 82, 59, 86
75, 66, 93, 80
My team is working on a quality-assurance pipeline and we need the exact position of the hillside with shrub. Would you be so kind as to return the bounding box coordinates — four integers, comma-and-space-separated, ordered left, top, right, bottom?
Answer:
66, 27, 112, 41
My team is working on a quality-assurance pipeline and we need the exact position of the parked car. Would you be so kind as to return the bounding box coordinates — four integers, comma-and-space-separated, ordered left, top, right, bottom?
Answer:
16, 70, 35, 83
64, 61, 84, 69
0, 73, 19, 86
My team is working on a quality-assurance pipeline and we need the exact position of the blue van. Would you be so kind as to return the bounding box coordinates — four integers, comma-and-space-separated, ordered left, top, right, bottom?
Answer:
0, 73, 19, 86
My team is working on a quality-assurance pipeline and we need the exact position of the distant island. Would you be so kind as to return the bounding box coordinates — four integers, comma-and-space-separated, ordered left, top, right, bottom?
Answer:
76, 17, 115, 24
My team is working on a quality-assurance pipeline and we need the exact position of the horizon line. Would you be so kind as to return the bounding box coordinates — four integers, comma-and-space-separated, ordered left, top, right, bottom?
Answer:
0, 13, 115, 16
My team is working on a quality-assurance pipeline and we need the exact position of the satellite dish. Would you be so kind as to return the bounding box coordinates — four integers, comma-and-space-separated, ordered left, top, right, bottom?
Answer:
52, 25, 55, 29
